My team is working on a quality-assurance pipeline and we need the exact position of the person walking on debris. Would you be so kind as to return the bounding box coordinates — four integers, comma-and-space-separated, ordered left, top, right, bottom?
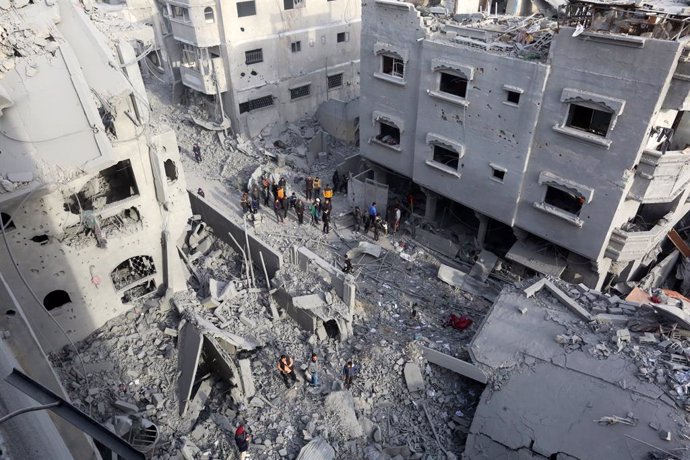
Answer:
332, 171, 340, 194
305, 175, 314, 201
251, 184, 261, 209
234, 425, 251, 460
250, 195, 259, 222
278, 355, 297, 388
363, 212, 371, 234
288, 192, 298, 211
276, 184, 286, 208
373, 215, 381, 241
368, 202, 377, 222
313, 176, 322, 199
342, 361, 357, 390
310, 200, 319, 225
278, 175, 287, 194
343, 254, 353, 274
295, 199, 305, 225
307, 353, 319, 386
353, 206, 362, 233
274, 199, 284, 223
322, 206, 331, 234
197, 188, 205, 198
240, 192, 250, 215
192, 143, 202, 163
262, 175, 271, 207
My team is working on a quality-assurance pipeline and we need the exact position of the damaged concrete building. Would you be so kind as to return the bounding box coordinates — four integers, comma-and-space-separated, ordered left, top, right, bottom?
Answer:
360, 0, 690, 289
0, 0, 191, 351
154, 0, 361, 136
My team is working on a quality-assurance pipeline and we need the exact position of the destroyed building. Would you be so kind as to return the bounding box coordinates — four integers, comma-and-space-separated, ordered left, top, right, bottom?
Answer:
0, 0, 191, 352
147, 0, 362, 136
360, 0, 690, 289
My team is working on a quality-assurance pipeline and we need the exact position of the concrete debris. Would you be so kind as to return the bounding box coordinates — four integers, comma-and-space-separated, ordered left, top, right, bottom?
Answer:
403, 362, 425, 393
324, 391, 364, 440
296, 437, 336, 460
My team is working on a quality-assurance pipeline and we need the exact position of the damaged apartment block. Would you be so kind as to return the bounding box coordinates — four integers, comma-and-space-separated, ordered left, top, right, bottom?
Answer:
360, 0, 690, 290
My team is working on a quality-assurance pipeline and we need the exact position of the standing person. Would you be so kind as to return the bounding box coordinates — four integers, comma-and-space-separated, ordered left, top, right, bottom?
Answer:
323, 185, 333, 201
340, 174, 348, 194
240, 192, 250, 215
394, 207, 401, 233
332, 171, 340, 194
250, 195, 259, 222
305, 175, 314, 201
278, 176, 287, 196
197, 187, 205, 198
343, 254, 353, 274
271, 177, 278, 203
368, 202, 377, 222
353, 206, 362, 233
313, 176, 322, 199
342, 361, 357, 390
322, 206, 331, 234
274, 199, 284, 224
251, 184, 261, 209
262, 175, 271, 207
310, 200, 319, 225
288, 192, 298, 211
295, 199, 305, 225
307, 353, 319, 386
235, 425, 251, 460
363, 212, 371, 235
192, 143, 201, 163
373, 216, 381, 241
278, 355, 297, 388
276, 184, 286, 208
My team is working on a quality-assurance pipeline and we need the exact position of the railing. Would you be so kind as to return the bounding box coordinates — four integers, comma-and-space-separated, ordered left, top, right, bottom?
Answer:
628, 148, 690, 203
180, 57, 226, 95
605, 217, 671, 261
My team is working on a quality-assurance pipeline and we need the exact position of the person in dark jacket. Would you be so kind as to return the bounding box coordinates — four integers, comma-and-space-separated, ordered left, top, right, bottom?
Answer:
234, 425, 251, 460
353, 206, 362, 233
322, 206, 331, 234
274, 199, 284, 223
295, 199, 305, 225
332, 170, 340, 194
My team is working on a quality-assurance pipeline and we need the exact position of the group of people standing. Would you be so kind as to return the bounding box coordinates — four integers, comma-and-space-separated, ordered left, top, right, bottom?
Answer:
351, 201, 402, 241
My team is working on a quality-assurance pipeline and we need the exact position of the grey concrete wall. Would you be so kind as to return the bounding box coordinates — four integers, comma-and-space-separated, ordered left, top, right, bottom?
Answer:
316, 98, 360, 143
411, 39, 549, 226
187, 191, 283, 276
516, 29, 682, 261
359, 1, 425, 177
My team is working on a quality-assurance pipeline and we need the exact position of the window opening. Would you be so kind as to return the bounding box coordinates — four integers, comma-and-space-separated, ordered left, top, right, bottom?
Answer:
432, 145, 460, 170
121, 279, 156, 303
236, 0, 256, 17
327, 73, 343, 89
31, 234, 49, 244
111, 255, 156, 290
43, 290, 72, 311
64, 160, 139, 215
492, 168, 505, 181
439, 72, 467, 98
382, 55, 404, 78
290, 84, 310, 100
1, 212, 15, 231
376, 122, 400, 146
506, 91, 520, 105
544, 186, 584, 216
566, 104, 612, 137
204, 7, 214, 23
291, 41, 301, 53
337, 32, 347, 43
164, 159, 178, 182
170, 5, 190, 21
239, 95, 274, 114
245, 48, 263, 64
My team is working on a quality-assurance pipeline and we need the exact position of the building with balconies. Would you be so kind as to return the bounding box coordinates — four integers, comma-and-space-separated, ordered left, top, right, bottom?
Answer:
159, 0, 361, 136
360, 0, 690, 289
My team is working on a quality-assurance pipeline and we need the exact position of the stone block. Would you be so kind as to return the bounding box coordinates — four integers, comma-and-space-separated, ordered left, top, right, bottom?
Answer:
403, 362, 425, 393
113, 400, 139, 413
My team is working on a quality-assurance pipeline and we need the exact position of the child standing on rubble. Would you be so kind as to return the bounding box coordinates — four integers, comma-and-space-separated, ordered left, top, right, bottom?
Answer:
307, 353, 319, 386
278, 355, 297, 388
234, 425, 251, 460
342, 361, 358, 390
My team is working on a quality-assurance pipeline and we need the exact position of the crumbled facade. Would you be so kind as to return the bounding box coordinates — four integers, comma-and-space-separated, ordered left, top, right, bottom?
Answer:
153, 0, 361, 136
0, 0, 191, 351
360, 0, 690, 289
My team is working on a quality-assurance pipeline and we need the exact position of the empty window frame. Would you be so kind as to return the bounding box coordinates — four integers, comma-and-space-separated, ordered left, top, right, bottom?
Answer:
236, 0, 256, 17
376, 122, 400, 146
204, 7, 215, 23
43, 290, 72, 311
566, 104, 613, 137
170, 5, 190, 22
337, 32, 348, 43
1, 212, 15, 231
291, 41, 301, 53
439, 72, 468, 98
111, 255, 156, 291
506, 90, 520, 105
239, 95, 274, 114
245, 48, 263, 64
327, 73, 343, 89
432, 145, 460, 170
491, 167, 506, 182
544, 186, 584, 216
290, 84, 311, 100
382, 55, 404, 79
284, 0, 305, 9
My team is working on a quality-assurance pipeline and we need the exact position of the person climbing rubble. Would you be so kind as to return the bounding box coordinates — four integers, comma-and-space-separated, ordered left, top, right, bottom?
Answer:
305, 175, 314, 200
234, 425, 252, 460
192, 143, 201, 163
343, 254, 353, 274
342, 361, 358, 390
353, 206, 362, 233
278, 355, 297, 388
274, 199, 285, 224
332, 170, 340, 194
295, 198, 305, 225
313, 176, 322, 199
307, 353, 319, 386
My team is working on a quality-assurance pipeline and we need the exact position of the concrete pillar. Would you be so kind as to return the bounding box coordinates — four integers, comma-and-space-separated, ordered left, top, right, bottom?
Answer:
424, 191, 438, 221
475, 212, 489, 248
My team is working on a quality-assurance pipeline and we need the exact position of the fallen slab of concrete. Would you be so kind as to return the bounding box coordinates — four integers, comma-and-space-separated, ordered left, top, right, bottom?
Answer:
416, 228, 460, 259
468, 249, 499, 282
403, 362, 425, 393
523, 279, 592, 322
297, 437, 335, 460
177, 320, 203, 416
420, 345, 488, 384
346, 241, 383, 259
437, 264, 499, 302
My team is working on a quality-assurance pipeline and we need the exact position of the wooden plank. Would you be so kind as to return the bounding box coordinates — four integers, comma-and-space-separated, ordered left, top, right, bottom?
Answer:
668, 229, 690, 258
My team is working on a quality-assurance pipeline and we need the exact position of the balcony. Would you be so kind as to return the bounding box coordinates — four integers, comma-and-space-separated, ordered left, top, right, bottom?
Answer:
180, 57, 227, 95
168, 11, 220, 47
605, 214, 672, 262
628, 148, 690, 203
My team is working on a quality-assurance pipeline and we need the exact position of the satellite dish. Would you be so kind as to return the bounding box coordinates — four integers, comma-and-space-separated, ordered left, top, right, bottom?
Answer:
572, 23, 585, 37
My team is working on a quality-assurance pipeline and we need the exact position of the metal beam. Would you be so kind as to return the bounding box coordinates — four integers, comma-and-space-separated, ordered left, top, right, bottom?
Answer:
5, 368, 145, 460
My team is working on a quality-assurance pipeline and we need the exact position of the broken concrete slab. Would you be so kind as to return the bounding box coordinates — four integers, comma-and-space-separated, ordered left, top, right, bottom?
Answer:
437, 264, 499, 302
403, 362, 425, 393
292, 293, 327, 310
238, 358, 256, 399
648, 302, 690, 330
506, 238, 567, 277
177, 320, 203, 416
420, 346, 488, 384
297, 437, 335, 460
524, 279, 592, 322
113, 399, 139, 414
346, 241, 383, 259
468, 249, 499, 282
324, 391, 363, 440
415, 228, 460, 259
